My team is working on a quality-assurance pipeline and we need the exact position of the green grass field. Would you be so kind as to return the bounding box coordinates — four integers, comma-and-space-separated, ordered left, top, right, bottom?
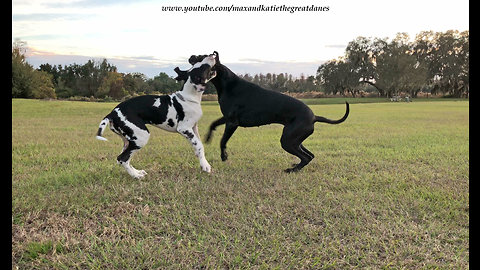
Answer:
12, 98, 469, 269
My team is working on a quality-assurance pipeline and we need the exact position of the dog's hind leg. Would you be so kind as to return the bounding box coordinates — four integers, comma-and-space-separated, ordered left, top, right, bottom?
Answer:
292, 144, 315, 167
120, 136, 129, 153
281, 143, 312, 173
280, 124, 314, 172
116, 129, 150, 179
300, 144, 315, 159
117, 143, 144, 178
220, 122, 238, 161
205, 117, 226, 143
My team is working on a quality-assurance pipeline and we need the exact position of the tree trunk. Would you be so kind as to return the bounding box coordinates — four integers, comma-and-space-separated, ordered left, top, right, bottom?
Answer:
360, 80, 385, 97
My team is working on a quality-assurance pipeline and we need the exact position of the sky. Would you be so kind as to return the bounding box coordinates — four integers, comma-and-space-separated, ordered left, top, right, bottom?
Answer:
12, 0, 469, 78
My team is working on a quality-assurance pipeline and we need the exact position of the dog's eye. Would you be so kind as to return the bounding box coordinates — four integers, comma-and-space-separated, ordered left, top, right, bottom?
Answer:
191, 76, 200, 83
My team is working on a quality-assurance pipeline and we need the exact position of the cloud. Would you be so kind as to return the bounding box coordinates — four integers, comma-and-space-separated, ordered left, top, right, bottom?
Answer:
12, 13, 93, 21
15, 34, 69, 40
324, 44, 347, 49
24, 48, 189, 77
227, 61, 325, 77
24, 48, 326, 78
238, 58, 275, 64
233, 58, 326, 76
127, 56, 158, 61
34, 0, 151, 9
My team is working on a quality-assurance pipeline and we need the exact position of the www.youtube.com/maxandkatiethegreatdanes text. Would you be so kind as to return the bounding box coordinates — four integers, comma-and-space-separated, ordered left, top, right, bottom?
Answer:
161, 4, 330, 14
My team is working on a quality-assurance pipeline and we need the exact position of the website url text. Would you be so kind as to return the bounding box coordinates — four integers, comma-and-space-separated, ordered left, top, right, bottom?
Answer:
161, 4, 330, 14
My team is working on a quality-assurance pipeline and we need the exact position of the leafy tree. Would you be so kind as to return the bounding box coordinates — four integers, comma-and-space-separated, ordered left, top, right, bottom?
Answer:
31, 71, 56, 99
12, 40, 34, 98
38, 58, 118, 98
374, 33, 428, 97
96, 72, 127, 99
428, 31, 468, 97
12, 39, 56, 99
124, 72, 151, 94
148, 72, 180, 94
317, 59, 355, 96
38, 63, 59, 85
318, 30, 468, 98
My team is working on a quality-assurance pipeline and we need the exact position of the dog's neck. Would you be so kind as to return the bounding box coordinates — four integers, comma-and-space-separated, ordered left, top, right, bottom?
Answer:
210, 64, 238, 99
177, 81, 203, 104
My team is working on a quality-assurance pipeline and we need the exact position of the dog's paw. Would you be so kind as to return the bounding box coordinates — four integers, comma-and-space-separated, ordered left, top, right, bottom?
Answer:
205, 131, 215, 144
284, 166, 301, 173
131, 169, 147, 179
131, 173, 145, 179
201, 163, 212, 173
221, 151, 228, 161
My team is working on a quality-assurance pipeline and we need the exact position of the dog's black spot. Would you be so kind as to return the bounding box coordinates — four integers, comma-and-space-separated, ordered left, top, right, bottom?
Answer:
188, 63, 212, 86
172, 96, 185, 122
96, 127, 103, 136
120, 127, 138, 141
188, 54, 208, 65
167, 119, 175, 127
114, 95, 174, 127
182, 130, 194, 140
147, 95, 172, 125
108, 109, 138, 140
174, 67, 188, 81
117, 141, 141, 163
113, 95, 169, 131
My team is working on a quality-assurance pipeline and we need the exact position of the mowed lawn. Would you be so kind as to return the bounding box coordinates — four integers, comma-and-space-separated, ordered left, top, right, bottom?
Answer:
12, 98, 468, 269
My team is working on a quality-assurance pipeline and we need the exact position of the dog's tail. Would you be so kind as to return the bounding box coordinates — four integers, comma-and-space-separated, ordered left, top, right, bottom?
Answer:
314, 102, 349, 124
96, 117, 110, 141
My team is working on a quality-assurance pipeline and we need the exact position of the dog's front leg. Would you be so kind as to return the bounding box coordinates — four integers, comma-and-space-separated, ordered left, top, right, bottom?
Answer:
178, 126, 212, 173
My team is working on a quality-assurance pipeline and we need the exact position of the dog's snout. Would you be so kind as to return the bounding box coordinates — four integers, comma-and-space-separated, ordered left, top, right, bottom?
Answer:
206, 56, 216, 67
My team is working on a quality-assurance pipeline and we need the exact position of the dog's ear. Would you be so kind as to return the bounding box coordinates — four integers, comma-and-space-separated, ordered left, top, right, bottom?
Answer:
188, 55, 205, 65
213, 51, 220, 64
174, 67, 188, 81
188, 54, 210, 65
188, 55, 199, 65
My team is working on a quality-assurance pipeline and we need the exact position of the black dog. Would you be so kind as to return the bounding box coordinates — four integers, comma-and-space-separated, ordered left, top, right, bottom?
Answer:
175, 51, 349, 172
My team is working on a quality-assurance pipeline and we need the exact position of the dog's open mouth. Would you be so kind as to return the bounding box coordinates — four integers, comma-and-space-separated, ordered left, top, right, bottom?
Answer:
207, 69, 217, 81
193, 70, 216, 92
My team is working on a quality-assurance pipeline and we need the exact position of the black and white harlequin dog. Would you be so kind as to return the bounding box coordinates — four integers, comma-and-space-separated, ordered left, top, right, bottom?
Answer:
95, 54, 217, 178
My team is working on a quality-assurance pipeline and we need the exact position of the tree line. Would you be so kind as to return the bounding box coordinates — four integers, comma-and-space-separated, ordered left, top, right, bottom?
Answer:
12, 30, 468, 100
12, 40, 315, 100
12, 40, 184, 100
35, 61, 181, 99
12, 40, 56, 99
317, 30, 469, 98
238, 73, 320, 93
